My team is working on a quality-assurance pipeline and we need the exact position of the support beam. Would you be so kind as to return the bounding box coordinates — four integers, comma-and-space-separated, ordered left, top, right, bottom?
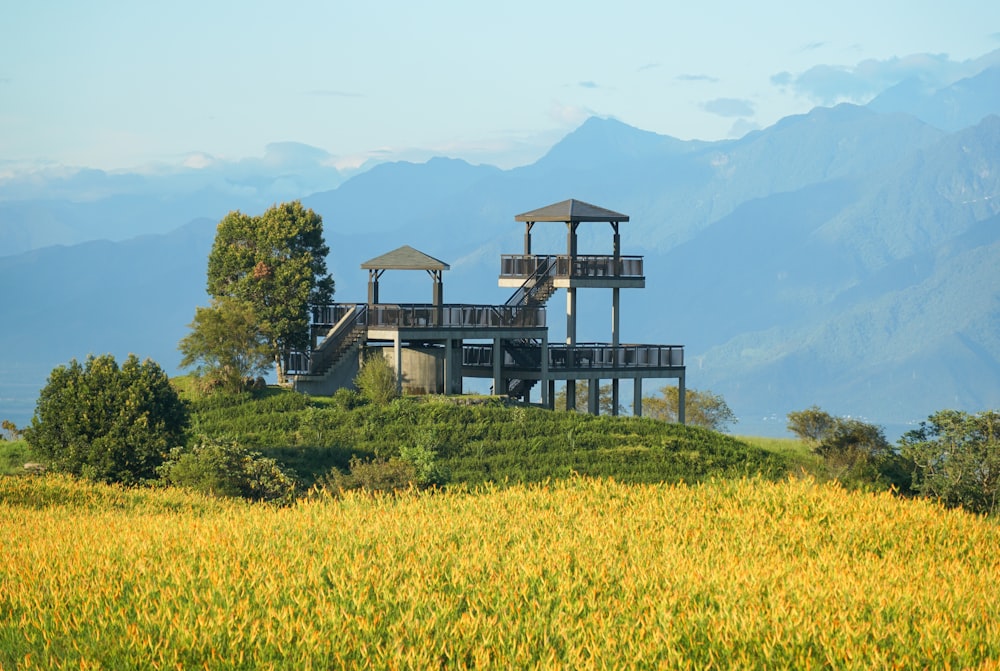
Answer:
492, 337, 503, 397
588, 379, 600, 415
678, 372, 686, 425
634, 378, 643, 417
540, 331, 549, 408
367, 269, 384, 305
566, 288, 577, 346
524, 222, 534, 256
547, 379, 556, 410
394, 336, 403, 397
612, 379, 620, 416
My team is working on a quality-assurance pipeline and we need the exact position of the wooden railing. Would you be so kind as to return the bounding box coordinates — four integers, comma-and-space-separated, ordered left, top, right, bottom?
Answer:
500, 254, 643, 279
463, 343, 684, 370
309, 303, 547, 330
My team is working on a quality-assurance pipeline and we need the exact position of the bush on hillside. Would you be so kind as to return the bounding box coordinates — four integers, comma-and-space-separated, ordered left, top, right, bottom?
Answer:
159, 437, 297, 503
354, 351, 398, 405
25, 354, 188, 484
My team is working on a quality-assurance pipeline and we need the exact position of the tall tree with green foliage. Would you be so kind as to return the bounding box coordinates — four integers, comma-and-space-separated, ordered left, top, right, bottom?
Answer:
786, 406, 837, 445
900, 409, 1000, 515
25, 354, 188, 484
786, 407, 909, 491
207, 201, 334, 383
553, 382, 622, 414
178, 296, 273, 394
643, 386, 737, 432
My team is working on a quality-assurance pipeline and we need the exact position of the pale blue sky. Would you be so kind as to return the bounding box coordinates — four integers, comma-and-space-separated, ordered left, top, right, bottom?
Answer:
2, 0, 998, 171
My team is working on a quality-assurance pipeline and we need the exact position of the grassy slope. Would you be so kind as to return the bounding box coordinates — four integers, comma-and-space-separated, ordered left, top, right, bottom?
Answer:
3, 382, 806, 485
185, 388, 791, 487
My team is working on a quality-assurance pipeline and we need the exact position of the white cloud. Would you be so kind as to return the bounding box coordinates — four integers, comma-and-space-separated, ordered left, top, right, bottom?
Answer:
727, 119, 760, 138
702, 98, 756, 118
771, 51, 995, 104
547, 102, 594, 127
676, 73, 719, 83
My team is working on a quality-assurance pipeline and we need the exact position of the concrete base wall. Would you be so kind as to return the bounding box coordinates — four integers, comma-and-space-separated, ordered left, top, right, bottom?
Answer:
382, 345, 445, 395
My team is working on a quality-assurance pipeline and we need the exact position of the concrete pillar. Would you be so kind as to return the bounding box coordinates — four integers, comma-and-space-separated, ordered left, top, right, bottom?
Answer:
492, 337, 503, 397
394, 335, 403, 396
540, 331, 549, 408
678, 372, 686, 425
612, 285, 620, 415
634, 377, 643, 417
547, 380, 556, 410
588, 379, 600, 415
567, 288, 577, 345
566, 379, 576, 411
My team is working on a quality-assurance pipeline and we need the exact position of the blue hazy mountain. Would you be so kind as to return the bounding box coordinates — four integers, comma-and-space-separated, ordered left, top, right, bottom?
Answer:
2, 67, 998, 435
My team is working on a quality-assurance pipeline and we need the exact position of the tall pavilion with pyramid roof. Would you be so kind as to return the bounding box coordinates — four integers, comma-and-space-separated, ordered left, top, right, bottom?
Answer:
288, 199, 686, 421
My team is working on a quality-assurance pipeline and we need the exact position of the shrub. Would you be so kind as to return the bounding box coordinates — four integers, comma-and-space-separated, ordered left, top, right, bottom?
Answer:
354, 351, 397, 405
25, 354, 188, 484
159, 438, 297, 503
314, 456, 418, 496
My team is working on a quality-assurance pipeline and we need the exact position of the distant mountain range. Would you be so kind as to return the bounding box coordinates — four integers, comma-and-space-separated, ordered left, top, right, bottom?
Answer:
2, 63, 999, 437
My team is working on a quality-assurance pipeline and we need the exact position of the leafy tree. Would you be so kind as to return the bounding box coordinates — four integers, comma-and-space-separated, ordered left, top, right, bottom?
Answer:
786, 407, 909, 491
553, 382, 622, 414
900, 409, 1000, 515
1, 419, 20, 441
642, 386, 737, 432
354, 350, 398, 405
787, 406, 836, 445
159, 437, 297, 503
25, 354, 188, 484
178, 296, 272, 394
207, 201, 334, 384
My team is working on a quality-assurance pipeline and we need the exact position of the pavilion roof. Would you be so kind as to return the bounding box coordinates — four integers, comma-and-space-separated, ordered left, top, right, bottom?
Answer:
514, 199, 629, 223
360, 245, 450, 271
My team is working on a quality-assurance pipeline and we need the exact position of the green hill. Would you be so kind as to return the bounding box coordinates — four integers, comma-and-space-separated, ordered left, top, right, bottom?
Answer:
185, 387, 788, 489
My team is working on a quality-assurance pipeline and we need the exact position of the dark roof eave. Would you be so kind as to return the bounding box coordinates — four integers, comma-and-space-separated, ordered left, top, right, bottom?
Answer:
514, 198, 629, 223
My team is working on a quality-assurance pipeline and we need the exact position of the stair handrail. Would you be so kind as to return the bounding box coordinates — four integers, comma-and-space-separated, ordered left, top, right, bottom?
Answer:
308, 304, 368, 374
505, 256, 557, 307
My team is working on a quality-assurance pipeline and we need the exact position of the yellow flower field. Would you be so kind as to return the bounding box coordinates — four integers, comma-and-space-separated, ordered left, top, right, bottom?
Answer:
1, 475, 998, 669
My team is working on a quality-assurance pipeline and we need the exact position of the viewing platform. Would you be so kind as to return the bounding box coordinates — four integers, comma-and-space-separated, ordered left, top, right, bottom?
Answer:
289, 199, 686, 421
462, 342, 683, 379
499, 254, 645, 289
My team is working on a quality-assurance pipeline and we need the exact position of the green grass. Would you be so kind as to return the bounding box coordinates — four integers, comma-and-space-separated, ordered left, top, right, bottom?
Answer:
7, 381, 807, 492
181, 387, 791, 488
736, 434, 823, 475
0, 439, 44, 476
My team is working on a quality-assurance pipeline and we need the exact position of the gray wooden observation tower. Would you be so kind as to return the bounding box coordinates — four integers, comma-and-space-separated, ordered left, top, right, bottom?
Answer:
289, 199, 685, 421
